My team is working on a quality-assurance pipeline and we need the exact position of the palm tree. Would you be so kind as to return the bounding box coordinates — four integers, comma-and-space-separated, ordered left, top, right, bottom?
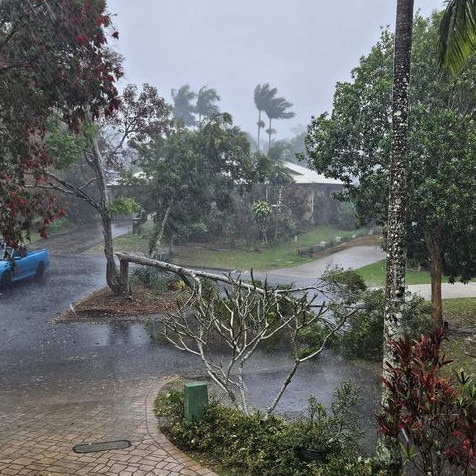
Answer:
378, 0, 414, 472
439, 0, 476, 73
254, 83, 277, 151
171, 84, 196, 127
196, 86, 220, 126
264, 97, 295, 154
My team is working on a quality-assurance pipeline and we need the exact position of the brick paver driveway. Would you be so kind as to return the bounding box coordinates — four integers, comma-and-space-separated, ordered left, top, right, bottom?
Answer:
0, 376, 216, 476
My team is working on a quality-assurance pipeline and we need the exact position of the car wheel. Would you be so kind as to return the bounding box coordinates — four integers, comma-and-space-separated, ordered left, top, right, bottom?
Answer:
36, 262, 45, 278
0, 270, 12, 288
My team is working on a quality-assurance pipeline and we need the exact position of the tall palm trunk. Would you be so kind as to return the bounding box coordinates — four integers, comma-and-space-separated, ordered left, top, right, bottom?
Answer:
378, 0, 414, 473
267, 116, 273, 153
257, 110, 262, 151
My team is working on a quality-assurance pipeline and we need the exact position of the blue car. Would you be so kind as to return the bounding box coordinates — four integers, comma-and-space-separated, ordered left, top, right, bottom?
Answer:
0, 243, 49, 288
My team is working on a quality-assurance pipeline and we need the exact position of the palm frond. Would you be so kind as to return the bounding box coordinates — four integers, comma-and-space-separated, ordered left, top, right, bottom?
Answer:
254, 83, 277, 111
264, 97, 295, 120
439, 0, 476, 73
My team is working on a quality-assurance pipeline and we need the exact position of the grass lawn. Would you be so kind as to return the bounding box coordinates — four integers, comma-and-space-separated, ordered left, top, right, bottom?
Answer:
107, 224, 370, 271
440, 299, 476, 376
443, 298, 476, 328
356, 259, 432, 286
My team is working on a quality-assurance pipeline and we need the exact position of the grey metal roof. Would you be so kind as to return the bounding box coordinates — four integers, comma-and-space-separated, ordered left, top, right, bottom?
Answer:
283, 161, 343, 185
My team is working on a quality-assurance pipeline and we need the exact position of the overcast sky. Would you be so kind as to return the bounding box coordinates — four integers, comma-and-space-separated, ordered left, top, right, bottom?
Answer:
107, 0, 445, 140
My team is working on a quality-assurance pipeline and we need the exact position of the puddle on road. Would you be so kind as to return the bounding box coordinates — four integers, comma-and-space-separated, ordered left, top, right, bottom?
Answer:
73, 321, 152, 347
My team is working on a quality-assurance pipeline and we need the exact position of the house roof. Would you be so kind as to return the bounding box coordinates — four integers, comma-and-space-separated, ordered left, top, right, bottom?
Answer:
283, 161, 343, 185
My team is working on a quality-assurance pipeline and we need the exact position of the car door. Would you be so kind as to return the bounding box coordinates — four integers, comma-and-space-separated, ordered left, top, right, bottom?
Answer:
11, 249, 31, 281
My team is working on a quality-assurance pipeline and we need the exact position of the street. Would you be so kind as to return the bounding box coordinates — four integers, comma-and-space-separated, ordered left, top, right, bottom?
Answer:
0, 228, 386, 475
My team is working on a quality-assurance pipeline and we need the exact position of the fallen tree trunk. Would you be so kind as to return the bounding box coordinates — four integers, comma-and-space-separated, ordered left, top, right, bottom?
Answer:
115, 252, 267, 296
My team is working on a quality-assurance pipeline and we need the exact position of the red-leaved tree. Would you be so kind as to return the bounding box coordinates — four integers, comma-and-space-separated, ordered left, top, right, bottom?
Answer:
0, 0, 122, 243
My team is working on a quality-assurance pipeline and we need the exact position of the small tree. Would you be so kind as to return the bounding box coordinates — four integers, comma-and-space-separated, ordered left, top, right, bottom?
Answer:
43, 84, 170, 294
159, 269, 354, 415
251, 200, 272, 244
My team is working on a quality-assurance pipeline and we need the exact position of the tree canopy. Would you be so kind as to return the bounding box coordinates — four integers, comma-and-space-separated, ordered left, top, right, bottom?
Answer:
0, 0, 122, 242
305, 11, 476, 326
132, 114, 270, 254
44, 83, 170, 294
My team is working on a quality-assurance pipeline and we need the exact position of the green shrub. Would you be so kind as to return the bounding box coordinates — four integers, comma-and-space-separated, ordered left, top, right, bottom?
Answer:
131, 264, 173, 290
319, 267, 432, 361
334, 288, 432, 361
311, 456, 385, 476
155, 381, 363, 476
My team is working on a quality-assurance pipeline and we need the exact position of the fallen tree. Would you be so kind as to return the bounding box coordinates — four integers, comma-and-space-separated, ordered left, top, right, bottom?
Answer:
116, 252, 357, 414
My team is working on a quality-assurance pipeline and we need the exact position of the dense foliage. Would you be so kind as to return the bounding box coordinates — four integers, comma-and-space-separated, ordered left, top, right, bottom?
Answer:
377, 330, 476, 475
0, 0, 122, 242
155, 381, 384, 476
318, 268, 432, 361
131, 114, 271, 253
305, 12, 476, 326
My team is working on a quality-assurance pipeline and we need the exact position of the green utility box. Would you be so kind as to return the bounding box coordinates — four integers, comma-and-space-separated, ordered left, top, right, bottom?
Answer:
184, 381, 208, 422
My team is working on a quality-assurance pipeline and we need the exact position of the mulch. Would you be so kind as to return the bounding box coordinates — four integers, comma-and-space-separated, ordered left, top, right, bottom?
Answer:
60, 283, 184, 320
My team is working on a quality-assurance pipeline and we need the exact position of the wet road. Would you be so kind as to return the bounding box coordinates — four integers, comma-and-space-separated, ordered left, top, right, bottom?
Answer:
1, 226, 386, 393
0, 226, 385, 472
0, 246, 381, 403
0, 251, 204, 392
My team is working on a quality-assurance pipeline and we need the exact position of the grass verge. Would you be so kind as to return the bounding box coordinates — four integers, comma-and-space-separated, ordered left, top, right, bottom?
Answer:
356, 259, 432, 286
97, 224, 372, 271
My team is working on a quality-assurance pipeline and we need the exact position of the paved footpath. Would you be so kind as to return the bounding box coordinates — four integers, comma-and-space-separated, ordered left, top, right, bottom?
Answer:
0, 376, 217, 476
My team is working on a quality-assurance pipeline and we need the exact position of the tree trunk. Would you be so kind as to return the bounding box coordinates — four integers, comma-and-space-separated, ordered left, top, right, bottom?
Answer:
268, 116, 272, 154
425, 229, 444, 328
257, 110, 262, 151
150, 205, 171, 257
378, 0, 414, 473
91, 136, 123, 295
100, 209, 122, 294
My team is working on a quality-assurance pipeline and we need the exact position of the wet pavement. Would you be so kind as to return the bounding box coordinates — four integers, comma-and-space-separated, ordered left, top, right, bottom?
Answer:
1, 223, 468, 475
1, 222, 217, 475
0, 377, 216, 476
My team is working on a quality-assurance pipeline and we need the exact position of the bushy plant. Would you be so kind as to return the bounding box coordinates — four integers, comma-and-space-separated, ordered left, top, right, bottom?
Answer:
156, 381, 364, 476
337, 288, 431, 361
319, 267, 432, 361
292, 382, 363, 458
376, 330, 476, 476
311, 456, 385, 476
130, 264, 174, 291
